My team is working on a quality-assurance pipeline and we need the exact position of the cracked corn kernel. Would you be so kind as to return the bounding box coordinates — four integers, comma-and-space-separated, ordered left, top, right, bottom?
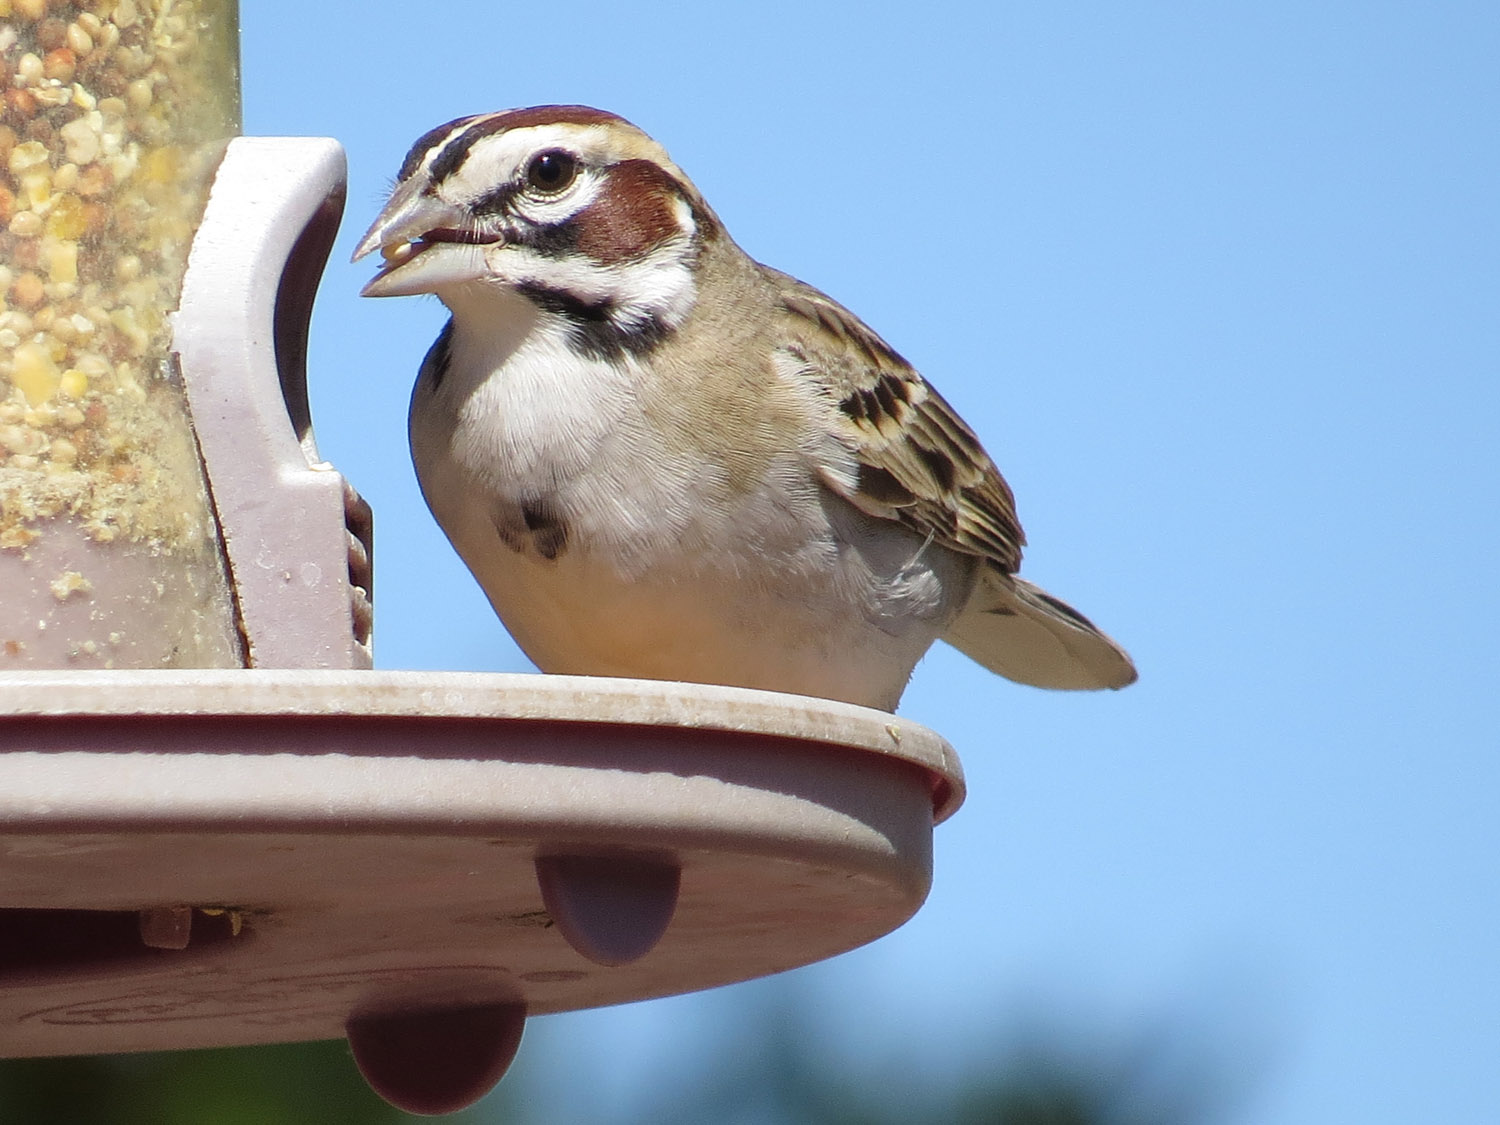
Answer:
141, 145, 180, 183
11, 341, 61, 405
44, 192, 86, 239
20, 170, 51, 210
46, 240, 78, 284
57, 369, 88, 398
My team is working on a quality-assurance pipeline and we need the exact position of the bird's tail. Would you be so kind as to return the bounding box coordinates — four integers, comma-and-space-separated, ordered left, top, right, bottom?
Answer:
943, 569, 1137, 690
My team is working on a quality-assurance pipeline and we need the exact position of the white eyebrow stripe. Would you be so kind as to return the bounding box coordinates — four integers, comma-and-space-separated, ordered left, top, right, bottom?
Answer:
435, 122, 617, 194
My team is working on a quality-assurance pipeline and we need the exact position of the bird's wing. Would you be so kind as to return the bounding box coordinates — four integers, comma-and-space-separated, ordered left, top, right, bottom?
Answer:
768, 267, 1025, 573
768, 267, 1137, 690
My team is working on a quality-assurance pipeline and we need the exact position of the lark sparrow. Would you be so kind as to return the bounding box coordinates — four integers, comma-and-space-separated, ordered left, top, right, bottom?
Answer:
354, 106, 1135, 711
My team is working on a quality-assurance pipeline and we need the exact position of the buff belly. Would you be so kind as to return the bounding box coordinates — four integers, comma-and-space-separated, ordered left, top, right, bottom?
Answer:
449, 533, 932, 712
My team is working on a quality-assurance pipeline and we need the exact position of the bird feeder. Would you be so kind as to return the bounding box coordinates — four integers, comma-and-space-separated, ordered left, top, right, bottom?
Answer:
0, 3, 966, 1115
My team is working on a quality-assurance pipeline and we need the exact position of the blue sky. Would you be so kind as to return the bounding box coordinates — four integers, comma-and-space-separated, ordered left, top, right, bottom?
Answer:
243, 3, 1498, 1120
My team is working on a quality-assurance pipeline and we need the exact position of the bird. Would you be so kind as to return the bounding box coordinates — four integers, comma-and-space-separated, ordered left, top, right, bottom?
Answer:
353, 105, 1135, 712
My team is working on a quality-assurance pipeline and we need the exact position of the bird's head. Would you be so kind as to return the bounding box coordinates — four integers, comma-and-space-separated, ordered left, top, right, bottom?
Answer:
355, 106, 712, 355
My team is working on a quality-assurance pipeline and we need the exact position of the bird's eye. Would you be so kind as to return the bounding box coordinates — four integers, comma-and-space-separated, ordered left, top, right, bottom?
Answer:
525, 150, 578, 194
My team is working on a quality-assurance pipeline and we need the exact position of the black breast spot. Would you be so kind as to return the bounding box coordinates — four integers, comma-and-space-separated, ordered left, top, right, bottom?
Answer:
520, 498, 570, 561
491, 498, 569, 561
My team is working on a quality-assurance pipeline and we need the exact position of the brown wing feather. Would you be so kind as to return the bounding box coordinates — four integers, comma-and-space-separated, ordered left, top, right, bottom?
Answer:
768, 268, 1025, 573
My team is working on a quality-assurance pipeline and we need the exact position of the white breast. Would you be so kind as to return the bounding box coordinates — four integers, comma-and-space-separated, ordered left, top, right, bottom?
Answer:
407, 296, 975, 710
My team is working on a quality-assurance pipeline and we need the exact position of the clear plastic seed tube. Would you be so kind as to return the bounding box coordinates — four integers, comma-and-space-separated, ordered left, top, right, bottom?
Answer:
1, 0, 243, 667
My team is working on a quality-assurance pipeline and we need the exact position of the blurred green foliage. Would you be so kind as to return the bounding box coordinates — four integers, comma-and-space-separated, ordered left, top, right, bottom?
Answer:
0, 1041, 410, 1125
0, 991, 1235, 1125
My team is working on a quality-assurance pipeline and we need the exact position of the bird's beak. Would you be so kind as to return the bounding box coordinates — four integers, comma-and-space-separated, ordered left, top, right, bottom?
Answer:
353, 179, 501, 298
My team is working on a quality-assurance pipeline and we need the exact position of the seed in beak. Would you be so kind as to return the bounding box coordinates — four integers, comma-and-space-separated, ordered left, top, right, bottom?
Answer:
381, 241, 416, 266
